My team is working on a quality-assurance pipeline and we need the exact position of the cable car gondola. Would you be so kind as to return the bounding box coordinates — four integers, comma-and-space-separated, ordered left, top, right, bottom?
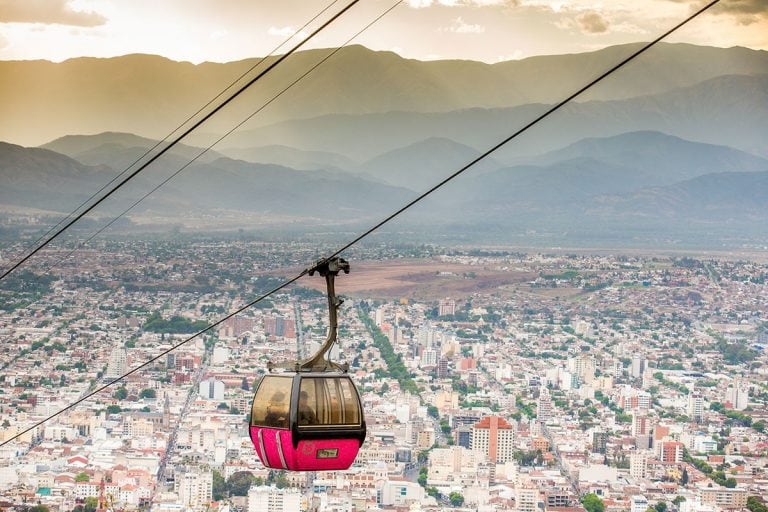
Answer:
249, 257, 366, 471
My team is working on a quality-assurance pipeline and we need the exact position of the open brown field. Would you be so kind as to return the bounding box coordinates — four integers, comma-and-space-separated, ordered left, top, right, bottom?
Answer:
289, 258, 537, 302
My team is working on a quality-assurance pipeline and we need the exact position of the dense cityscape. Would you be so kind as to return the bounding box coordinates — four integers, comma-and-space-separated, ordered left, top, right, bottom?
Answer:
0, 240, 765, 512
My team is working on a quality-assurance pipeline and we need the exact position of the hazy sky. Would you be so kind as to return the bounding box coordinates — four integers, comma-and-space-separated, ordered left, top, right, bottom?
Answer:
0, 0, 767, 63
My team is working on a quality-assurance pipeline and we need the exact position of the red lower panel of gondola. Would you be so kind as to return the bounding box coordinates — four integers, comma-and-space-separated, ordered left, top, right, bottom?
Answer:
249, 426, 360, 471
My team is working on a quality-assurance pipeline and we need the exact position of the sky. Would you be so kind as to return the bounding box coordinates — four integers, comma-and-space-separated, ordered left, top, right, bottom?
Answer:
0, 0, 766, 64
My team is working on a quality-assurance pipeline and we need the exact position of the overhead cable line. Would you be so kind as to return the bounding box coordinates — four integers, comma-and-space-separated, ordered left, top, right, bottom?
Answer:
0, 0, 719, 448
33, 0, 404, 281
0, 0, 362, 284
0, 273, 308, 448
2, 0, 343, 274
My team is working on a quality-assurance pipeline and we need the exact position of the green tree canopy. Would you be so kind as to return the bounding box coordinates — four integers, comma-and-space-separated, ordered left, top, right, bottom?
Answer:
75, 472, 89, 483
227, 471, 256, 496
449, 492, 465, 507
582, 493, 606, 512
139, 388, 157, 399
212, 470, 226, 501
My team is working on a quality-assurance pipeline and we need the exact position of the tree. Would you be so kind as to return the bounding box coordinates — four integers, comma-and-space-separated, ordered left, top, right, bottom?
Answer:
29, 506, 49, 512
655, 501, 667, 512
227, 471, 256, 496
106, 405, 121, 414
449, 492, 465, 507
113, 387, 128, 400
672, 496, 686, 506
212, 470, 226, 501
747, 496, 768, 512
139, 388, 157, 399
681, 467, 689, 485
75, 472, 89, 482
83, 497, 98, 512
581, 493, 605, 512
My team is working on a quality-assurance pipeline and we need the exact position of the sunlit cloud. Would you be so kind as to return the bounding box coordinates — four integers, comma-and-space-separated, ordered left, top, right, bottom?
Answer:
209, 30, 228, 41
0, 0, 107, 27
577, 11, 609, 33
441, 16, 486, 33
267, 26, 308, 38
407, 0, 516, 7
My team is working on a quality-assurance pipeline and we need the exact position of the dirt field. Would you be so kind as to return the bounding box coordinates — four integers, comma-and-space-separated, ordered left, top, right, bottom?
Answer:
291, 259, 537, 302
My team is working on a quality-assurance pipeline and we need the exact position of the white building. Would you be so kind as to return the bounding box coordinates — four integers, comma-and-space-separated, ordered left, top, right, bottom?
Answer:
199, 378, 225, 400
248, 485, 301, 512
630, 451, 648, 480
471, 416, 515, 464
176, 470, 213, 508
379, 481, 425, 506
688, 392, 704, 423
630, 495, 649, 512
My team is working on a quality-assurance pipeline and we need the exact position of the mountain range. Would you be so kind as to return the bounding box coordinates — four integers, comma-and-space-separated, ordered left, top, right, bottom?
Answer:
1, 43, 767, 246
2, 43, 766, 148
2, 129, 767, 245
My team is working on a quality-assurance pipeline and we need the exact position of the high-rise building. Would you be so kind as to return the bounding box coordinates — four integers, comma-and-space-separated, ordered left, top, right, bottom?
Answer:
724, 383, 749, 411
631, 355, 645, 379
657, 440, 684, 463
592, 432, 608, 454
199, 378, 225, 400
632, 414, 650, 437
569, 355, 595, 386
515, 479, 539, 512
471, 416, 515, 464
437, 357, 450, 378
687, 392, 704, 423
176, 471, 213, 508
265, 315, 285, 337
438, 298, 456, 317
630, 451, 648, 479
537, 389, 553, 423
248, 486, 301, 512
105, 347, 128, 380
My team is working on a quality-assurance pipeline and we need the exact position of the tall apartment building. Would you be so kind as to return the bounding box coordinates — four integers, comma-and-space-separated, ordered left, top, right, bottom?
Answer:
515, 479, 539, 512
471, 416, 515, 464
248, 486, 301, 512
537, 389, 553, 423
105, 347, 128, 380
592, 432, 608, 454
724, 383, 749, 411
438, 298, 456, 317
176, 471, 213, 508
630, 451, 648, 479
657, 440, 684, 463
687, 392, 704, 423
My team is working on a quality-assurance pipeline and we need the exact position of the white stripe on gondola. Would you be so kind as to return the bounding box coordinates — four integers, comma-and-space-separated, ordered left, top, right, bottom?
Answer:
276, 431, 288, 469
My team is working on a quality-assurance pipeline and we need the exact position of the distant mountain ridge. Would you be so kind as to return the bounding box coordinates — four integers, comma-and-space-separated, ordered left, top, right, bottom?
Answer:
215, 74, 768, 161
2, 43, 766, 146
2, 131, 767, 245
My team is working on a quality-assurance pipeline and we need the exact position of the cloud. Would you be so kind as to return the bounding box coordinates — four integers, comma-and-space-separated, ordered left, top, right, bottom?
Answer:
0, 0, 107, 26
407, 0, 517, 7
577, 11, 609, 33
667, 0, 768, 25
442, 16, 486, 33
267, 26, 307, 38
716, 0, 768, 24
